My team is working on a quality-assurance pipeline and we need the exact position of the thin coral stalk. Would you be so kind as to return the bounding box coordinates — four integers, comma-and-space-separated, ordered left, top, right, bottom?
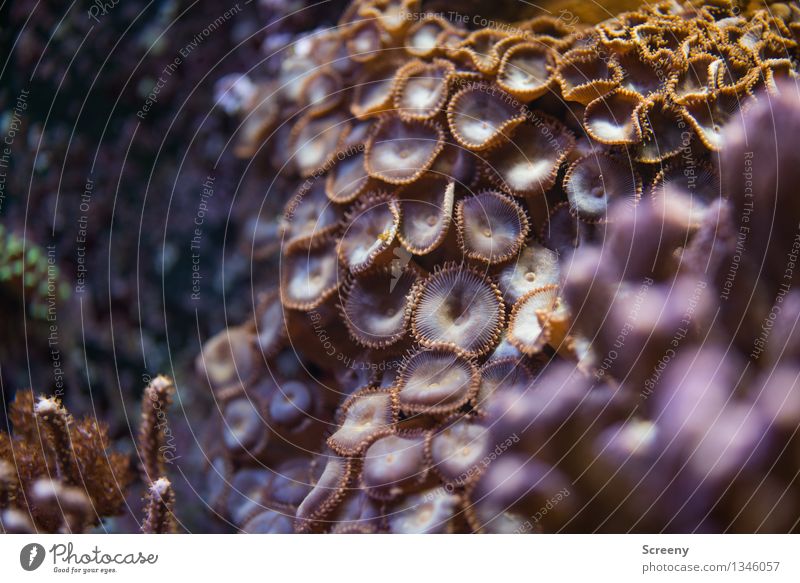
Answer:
142, 477, 176, 534
138, 375, 175, 484
34, 397, 78, 485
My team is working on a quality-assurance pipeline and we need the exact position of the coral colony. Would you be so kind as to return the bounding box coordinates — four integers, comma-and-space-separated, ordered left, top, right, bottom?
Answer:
0, 377, 176, 533
191, 0, 800, 533
2, 0, 800, 535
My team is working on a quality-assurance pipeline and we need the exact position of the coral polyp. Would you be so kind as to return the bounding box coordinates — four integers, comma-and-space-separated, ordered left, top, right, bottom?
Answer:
563, 153, 642, 222
395, 59, 455, 121
396, 175, 455, 254
412, 264, 505, 357
447, 86, 526, 150
327, 389, 396, 456
395, 348, 479, 415
338, 193, 402, 273
485, 121, 575, 197
365, 116, 444, 184
361, 433, 427, 498
455, 190, 530, 264
341, 266, 418, 348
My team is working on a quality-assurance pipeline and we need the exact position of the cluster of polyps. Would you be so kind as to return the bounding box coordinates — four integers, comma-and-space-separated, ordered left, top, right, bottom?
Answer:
198, 0, 800, 532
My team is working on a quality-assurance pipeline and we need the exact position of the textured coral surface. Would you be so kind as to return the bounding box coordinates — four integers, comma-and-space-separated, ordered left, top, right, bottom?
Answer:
3, 0, 800, 534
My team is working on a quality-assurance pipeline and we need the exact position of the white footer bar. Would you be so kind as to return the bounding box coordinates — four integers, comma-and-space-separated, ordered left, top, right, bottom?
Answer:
1, 534, 797, 582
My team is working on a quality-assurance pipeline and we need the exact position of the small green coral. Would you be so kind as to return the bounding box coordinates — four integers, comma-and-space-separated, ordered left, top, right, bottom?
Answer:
0, 224, 70, 319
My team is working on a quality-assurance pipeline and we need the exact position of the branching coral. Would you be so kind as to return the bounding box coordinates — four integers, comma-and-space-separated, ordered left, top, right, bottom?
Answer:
1, 375, 180, 533
0, 390, 132, 533
199, 0, 800, 533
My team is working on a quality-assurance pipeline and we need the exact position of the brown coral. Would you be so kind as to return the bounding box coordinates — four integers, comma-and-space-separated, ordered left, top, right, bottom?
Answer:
396, 174, 455, 255
340, 265, 418, 348
583, 89, 644, 145
507, 284, 562, 355
447, 85, 526, 151
394, 348, 479, 415
411, 264, 505, 357
485, 120, 575, 198
428, 417, 489, 484
563, 154, 642, 223
496, 242, 560, 304
327, 388, 397, 456
497, 42, 555, 101
1, 390, 132, 533
337, 192, 401, 274
555, 48, 624, 105
361, 433, 427, 499
393, 59, 454, 121
280, 235, 340, 310
365, 115, 444, 184
455, 190, 530, 264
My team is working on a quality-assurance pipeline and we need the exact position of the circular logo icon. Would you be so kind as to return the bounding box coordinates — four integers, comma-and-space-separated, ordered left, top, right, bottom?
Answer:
20, 543, 46, 571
